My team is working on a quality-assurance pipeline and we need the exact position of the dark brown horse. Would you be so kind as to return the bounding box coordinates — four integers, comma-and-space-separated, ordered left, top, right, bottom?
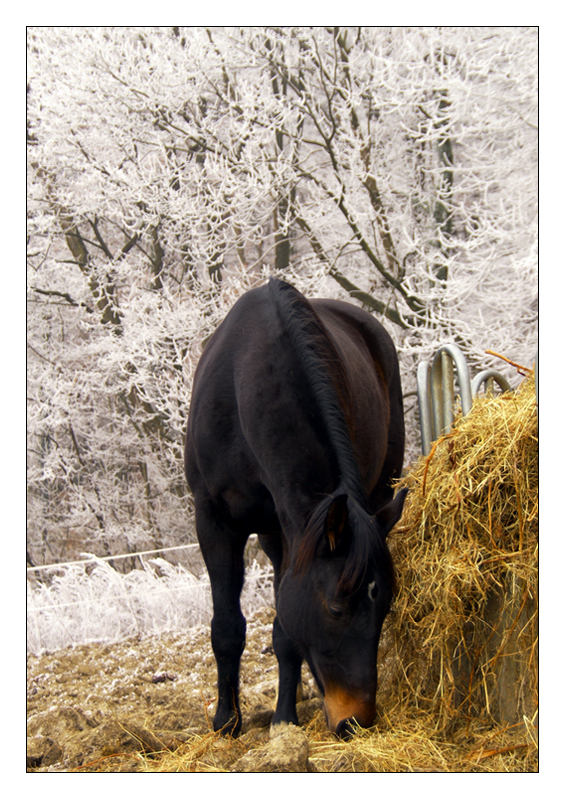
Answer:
185, 279, 406, 737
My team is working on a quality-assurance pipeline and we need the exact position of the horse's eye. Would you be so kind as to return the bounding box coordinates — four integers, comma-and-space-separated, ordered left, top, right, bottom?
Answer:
326, 602, 343, 620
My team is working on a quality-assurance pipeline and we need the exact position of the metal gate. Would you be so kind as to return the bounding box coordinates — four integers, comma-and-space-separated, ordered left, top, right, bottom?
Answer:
416, 344, 512, 456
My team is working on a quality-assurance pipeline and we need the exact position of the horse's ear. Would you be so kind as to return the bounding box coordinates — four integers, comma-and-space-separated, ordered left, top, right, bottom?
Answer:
375, 488, 408, 537
324, 494, 350, 553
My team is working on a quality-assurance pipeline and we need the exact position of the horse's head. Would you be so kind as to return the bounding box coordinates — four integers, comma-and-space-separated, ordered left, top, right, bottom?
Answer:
277, 488, 407, 737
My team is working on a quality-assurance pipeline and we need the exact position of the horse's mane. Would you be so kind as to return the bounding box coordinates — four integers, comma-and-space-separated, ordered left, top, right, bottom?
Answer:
268, 278, 395, 595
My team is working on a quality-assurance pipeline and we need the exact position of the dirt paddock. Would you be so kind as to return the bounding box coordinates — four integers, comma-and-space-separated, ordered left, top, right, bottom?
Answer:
27, 604, 537, 773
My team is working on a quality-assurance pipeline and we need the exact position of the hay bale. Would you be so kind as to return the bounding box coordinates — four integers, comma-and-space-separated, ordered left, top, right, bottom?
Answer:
384, 375, 538, 730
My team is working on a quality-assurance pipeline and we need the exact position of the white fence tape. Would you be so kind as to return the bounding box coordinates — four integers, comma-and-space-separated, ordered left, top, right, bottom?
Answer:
27, 543, 202, 574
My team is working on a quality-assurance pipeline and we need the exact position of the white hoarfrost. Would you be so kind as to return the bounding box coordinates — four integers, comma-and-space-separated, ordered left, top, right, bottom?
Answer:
27, 556, 274, 655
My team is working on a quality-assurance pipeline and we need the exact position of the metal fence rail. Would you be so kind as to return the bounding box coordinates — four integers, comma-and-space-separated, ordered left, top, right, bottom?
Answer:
417, 344, 513, 456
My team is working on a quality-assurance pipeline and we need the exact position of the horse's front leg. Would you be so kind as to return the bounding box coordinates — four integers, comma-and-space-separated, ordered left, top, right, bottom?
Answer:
196, 498, 248, 736
272, 615, 303, 726
258, 533, 303, 726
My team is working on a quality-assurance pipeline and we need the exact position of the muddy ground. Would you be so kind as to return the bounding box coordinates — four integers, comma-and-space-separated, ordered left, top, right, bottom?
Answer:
26, 606, 336, 772
26, 604, 538, 773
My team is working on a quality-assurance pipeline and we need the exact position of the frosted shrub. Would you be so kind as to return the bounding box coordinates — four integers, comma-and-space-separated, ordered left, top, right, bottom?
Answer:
241, 558, 276, 613
27, 557, 274, 655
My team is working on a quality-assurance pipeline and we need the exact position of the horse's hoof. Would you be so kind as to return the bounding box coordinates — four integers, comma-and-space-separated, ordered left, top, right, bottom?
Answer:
214, 715, 241, 737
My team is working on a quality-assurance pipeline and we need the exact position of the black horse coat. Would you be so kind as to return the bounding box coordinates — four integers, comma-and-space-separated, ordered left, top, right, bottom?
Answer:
185, 279, 406, 737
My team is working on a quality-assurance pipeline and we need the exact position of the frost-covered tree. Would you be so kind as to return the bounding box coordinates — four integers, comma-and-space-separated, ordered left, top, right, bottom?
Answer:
27, 26, 537, 566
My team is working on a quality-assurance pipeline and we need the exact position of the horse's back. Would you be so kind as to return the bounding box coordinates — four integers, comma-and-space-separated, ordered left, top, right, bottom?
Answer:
311, 298, 402, 394
310, 298, 404, 505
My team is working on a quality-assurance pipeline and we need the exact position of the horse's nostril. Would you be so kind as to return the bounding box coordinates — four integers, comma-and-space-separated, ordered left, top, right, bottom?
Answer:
334, 717, 358, 740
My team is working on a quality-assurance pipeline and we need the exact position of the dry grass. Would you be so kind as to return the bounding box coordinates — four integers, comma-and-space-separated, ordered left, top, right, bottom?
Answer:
77, 707, 537, 773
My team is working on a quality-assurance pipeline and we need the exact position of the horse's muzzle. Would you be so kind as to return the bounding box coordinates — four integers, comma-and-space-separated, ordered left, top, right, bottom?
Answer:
323, 685, 376, 738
